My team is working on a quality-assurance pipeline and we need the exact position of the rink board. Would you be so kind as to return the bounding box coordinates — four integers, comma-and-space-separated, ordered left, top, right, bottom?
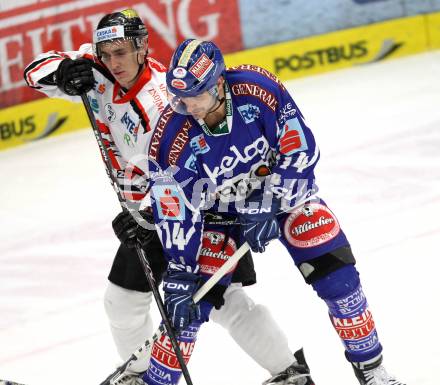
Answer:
0, 98, 89, 151
427, 11, 440, 49
224, 14, 429, 80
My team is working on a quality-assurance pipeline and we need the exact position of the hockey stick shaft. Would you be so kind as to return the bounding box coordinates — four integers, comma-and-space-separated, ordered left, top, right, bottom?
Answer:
100, 241, 249, 385
193, 242, 249, 303
81, 94, 193, 385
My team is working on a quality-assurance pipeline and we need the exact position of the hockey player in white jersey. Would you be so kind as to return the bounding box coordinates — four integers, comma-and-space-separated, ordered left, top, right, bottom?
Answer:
24, 9, 311, 385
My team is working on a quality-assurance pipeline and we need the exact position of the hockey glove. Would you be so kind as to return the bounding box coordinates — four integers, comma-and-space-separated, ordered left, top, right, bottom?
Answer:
238, 191, 281, 253
163, 264, 202, 331
112, 210, 155, 249
56, 58, 94, 96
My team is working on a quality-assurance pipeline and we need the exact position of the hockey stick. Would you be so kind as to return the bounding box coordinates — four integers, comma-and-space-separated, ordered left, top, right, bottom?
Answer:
0, 380, 27, 385
100, 241, 250, 385
81, 94, 194, 385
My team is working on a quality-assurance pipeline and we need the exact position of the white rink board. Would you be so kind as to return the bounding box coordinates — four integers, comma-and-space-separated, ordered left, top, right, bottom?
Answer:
1, 51, 439, 385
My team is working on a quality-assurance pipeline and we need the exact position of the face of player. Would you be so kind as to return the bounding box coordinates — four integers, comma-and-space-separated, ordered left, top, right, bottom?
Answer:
181, 92, 218, 120
99, 39, 146, 89
180, 78, 225, 120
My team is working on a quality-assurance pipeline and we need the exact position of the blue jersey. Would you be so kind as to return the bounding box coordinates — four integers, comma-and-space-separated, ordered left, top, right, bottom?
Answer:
148, 65, 320, 270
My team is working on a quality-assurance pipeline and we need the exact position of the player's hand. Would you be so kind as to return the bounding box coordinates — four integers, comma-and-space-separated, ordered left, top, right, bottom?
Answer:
112, 210, 155, 249
238, 191, 281, 253
56, 58, 94, 96
163, 263, 202, 331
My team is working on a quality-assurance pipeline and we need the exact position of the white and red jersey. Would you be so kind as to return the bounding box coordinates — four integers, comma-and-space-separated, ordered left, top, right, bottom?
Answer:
24, 43, 168, 203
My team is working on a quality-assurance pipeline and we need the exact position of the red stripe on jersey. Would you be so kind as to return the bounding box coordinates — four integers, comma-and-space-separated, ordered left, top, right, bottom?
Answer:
26, 57, 63, 87
124, 164, 146, 182
123, 192, 146, 201
134, 97, 152, 133
96, 120, 111, 134
113, 65, 152, 104
107, 148, 122, 170
96, 120, 121, 170
125, 165, 145, 179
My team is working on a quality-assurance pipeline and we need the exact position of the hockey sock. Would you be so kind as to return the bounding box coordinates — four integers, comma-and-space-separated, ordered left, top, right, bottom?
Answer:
104, 282, 154, 361
312, 265, 383, 362
142, 319, 203, 385
210, 284, 295, 374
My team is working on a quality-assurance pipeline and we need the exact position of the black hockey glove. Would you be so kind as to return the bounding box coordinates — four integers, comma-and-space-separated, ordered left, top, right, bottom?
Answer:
112, 210, 155, 249
56, 58, 94, 96
238, 191, 281, 253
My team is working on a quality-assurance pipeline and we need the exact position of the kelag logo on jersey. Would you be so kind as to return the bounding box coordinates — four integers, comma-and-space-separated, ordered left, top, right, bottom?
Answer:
237, 104, 260, 124
202, 136, 270, 180
279, 118, 308, 155
121, 112, 138, 143
152, 184, 185, 220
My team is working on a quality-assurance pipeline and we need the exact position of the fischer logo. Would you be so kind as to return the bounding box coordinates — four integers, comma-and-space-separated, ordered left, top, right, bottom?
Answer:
293, 215, 334, 236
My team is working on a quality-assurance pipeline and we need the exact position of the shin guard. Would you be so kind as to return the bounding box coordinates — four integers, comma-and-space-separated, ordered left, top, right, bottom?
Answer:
142, 320, 202, 385
312, 265, 382, 362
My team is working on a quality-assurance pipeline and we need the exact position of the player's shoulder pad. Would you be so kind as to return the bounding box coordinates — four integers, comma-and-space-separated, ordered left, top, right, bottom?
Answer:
226, 64, 287, 92
148, 57, 167, 72
148, 105, 192, 167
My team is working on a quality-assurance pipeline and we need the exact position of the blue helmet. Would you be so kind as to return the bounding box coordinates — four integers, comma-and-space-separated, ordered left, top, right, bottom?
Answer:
166, 39, 225, 98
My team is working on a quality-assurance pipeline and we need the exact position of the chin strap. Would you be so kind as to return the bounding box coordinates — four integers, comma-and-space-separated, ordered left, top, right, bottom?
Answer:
207, 96, 225, 115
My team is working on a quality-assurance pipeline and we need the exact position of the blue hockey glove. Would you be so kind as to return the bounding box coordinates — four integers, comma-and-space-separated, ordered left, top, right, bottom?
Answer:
238, 191, 281, 253
163, 264, 201, 331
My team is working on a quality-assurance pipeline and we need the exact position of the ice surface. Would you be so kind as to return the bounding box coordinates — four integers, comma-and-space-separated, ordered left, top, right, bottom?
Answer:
1, 51, 439, 385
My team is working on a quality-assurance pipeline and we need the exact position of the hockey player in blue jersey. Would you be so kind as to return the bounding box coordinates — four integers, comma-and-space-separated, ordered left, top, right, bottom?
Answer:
144, 39, 406, 385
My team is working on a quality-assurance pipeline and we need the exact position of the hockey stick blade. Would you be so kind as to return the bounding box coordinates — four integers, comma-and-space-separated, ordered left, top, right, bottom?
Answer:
99, 242, 250, 385
0, 380, 27, 385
